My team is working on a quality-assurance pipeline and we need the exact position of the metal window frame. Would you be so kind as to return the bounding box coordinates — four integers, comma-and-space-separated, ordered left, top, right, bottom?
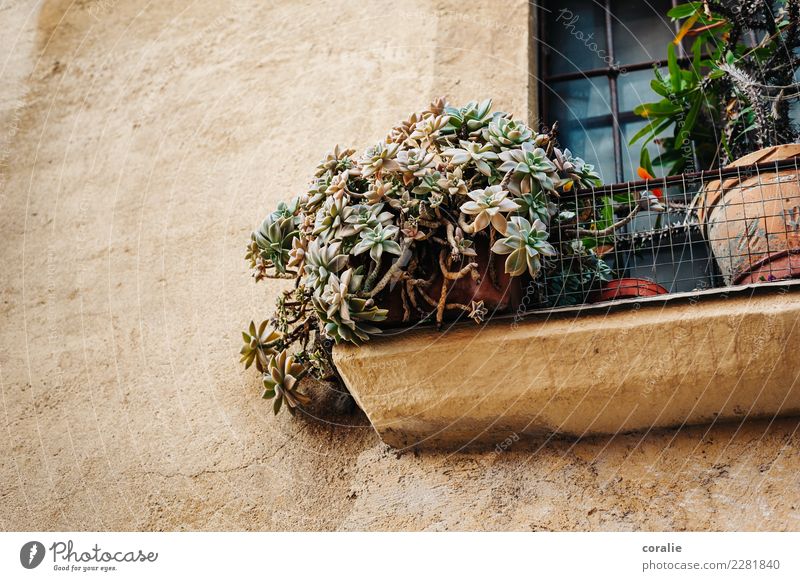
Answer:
538, 0, 684, 182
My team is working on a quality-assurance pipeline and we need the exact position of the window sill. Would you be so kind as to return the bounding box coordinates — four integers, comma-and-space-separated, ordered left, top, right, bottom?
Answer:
332, 283, 800, 449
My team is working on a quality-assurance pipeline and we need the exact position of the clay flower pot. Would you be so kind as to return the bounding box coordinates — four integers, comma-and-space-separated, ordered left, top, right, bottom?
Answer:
698, 144, 800, 285
595, 278, 668, 302
380, 236, 524, 326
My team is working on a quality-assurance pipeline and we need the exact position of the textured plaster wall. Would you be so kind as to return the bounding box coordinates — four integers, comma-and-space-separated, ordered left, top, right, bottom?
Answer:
0, 0, 798, 531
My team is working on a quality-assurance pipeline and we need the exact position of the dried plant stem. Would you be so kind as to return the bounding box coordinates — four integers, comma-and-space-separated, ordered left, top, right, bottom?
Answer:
458, 214, 475, 234
400, 286, 411, 322
438, 250, 477, 280
488, 228, 498, 288
446, 222, 460, 258
436, 277, 450, 327
363, 254, 383, 292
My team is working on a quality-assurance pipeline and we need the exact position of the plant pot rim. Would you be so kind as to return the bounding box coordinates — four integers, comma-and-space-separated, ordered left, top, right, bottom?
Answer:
596, 278, 669, 301
699, 143, 800, 219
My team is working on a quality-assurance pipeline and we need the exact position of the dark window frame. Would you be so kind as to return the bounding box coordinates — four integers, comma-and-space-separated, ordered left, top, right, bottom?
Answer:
537, 0, 686, 183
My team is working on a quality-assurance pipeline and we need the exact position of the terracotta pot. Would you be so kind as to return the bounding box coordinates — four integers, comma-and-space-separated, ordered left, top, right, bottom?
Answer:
698, 144, 800, 285
379, 236, 524, 325
594, 278, 668, 302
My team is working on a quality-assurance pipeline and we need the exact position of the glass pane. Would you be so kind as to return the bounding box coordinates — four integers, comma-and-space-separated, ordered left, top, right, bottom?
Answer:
574, 127, 616, 184
618, 68, 666, 113
544, 0, 609, 76
545, 77, 611, 123
544, 78, 614, 183
611, 0, 674, 66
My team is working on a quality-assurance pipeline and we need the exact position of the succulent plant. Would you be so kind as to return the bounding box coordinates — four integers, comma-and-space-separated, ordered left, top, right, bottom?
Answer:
442, 99, 496, 139
438, 167, 468, 197
408, 114, 450, 145
240, 320, 282, 372
484, 117, 534, 148
313, 194, 350, 242
253, 214, 298, 274
243, 98, 610, 416
303, 239, 349, 290
459, 185, 519, 234
339, 202, 394, 238
397, 147, 437, 180
352, 224, 402, 263
306, 176, 332, 211
365, 178, 402, 205
262, 350, 311, 415
287, 236, 308, 270
452, 226, 477, 257
442, 140, 499, 176
499, 142, 559, 195
315, 145, 357, 177
410, 171, 446, 202
467, 300, 488, 324
361, 141, 401, 177
544, 240, 612, 307
491, 216, 557, 277
313, 269, 388, 344
513, 189, 556, 226
552, 147, 602, 191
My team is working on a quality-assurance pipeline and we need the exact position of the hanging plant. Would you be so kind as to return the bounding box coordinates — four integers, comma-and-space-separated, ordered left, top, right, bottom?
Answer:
242, 98, 618, 414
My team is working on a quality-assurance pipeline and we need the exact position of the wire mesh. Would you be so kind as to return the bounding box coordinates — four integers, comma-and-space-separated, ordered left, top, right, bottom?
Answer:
535, 156, 800, 309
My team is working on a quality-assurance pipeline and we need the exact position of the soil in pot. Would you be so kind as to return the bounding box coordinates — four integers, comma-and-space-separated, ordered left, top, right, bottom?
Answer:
698, 143, 800, 285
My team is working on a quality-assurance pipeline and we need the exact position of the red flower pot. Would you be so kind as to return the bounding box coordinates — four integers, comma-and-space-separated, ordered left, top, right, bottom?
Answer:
594, 278, 668, 302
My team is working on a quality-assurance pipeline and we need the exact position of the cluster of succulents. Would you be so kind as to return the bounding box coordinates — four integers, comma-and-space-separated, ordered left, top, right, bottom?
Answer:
242, 98, 618, 415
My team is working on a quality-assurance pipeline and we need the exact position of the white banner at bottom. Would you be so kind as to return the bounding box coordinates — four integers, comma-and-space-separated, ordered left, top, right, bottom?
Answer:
1, 532, 797, 580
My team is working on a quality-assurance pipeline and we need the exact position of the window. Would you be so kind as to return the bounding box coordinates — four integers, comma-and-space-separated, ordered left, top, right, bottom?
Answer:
537, 0, 683, 183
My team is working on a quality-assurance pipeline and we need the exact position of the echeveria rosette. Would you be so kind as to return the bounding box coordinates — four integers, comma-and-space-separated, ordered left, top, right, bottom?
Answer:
352, 224, 402, 263
441, 99, 496, 139
312, 194, 349, 242
498, 142, 559, 195
408, 114, 450, 145
397, 147, 436, 181
459, 185, 519, 234
513, 187, 557, 226
240, 320, 282, 372
361, 141, 401, 178
315, 144, 358, 178
442, 140, 499, 176
306, 176, 332, 211
340, 203, 394, 238
302, 239, 348, 290
491, 216, 557, 278
262, 350, 311, 415
552, 147, 602, 192
253, 214, 299, 274
313, 268, 388, 344
484, 117, 533, 149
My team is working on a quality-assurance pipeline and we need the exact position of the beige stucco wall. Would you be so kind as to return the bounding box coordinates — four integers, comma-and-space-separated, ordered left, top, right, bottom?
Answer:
0, 0, 798, 531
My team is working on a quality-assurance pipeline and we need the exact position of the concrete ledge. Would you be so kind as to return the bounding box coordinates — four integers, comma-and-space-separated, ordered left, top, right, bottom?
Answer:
333, 291, 800, 448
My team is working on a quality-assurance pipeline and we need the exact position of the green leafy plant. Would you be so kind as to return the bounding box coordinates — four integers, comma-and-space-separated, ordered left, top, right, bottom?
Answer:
631, 0, 800, 174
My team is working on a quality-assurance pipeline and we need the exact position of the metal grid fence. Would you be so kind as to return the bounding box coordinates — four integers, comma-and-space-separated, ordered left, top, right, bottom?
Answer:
536, 156, 800, 308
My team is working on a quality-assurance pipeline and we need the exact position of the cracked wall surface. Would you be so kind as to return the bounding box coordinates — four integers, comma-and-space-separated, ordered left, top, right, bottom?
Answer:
0, 0, 798, 531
